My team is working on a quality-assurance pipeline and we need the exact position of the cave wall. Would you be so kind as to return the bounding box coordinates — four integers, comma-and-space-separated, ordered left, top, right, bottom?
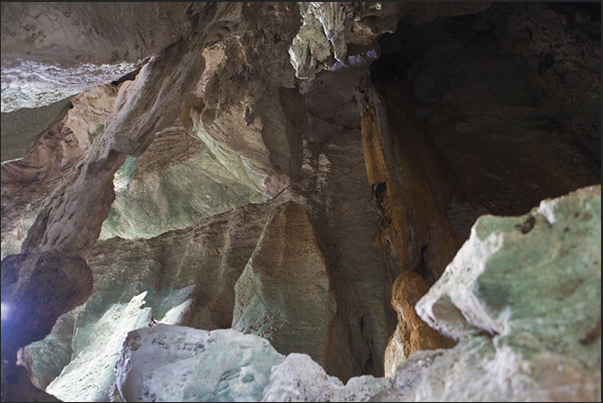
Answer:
0, 2, 600, 402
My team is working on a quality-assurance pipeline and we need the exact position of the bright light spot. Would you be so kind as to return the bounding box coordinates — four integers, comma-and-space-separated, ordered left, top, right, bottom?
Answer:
1, 302, 9, 320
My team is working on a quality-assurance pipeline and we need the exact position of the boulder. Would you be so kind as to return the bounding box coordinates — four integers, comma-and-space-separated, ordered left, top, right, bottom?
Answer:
115, 324, 285, 402
374, 185, 601, 401
262, 353, 391, 402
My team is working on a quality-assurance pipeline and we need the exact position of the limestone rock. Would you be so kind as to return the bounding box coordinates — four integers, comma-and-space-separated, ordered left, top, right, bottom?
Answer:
45, 291, 155, 402
290, 2, 403, 80
232, 202, 337, 366
21, 35, 207, 258
374, 185, 601, 401
383, 271, 454, 378
100, 118, 267, 240
289, 2, 492, 80
361, 78, 465, 286
262, 353, 392, 402
1, 97, 73, 163
115, 324, 285, 402
1, 84, 117, 258
289, 43, 396, 381
192, 8, 307, 198
1, 2, 195, 112
418, 185, 601, 345
19, 309, 79, 390
23, 201, 275, 397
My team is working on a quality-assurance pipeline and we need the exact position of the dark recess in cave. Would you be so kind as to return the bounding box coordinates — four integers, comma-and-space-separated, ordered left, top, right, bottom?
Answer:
549, 2, 602, 23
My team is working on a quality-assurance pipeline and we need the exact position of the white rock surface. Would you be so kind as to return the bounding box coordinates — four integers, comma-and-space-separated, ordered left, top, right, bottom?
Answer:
262, 353, 392, 402
45, 292, 155, 402
115, 324, 285, 402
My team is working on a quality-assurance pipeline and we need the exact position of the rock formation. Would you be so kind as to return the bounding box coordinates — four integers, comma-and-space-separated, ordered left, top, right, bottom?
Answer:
383, 271, 455, 378
374, 184, 601, 401
0, 2, 600, 402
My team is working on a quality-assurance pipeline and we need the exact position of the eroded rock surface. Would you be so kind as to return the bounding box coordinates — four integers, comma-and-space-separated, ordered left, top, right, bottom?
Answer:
232, 202, 337, 366
383, 271, 454, 378
1, 249, 93, 402
100, 118, 267, 240
1, 2, 196, 112
115, 324, 285, 402
0, 3, 599, 402
374, 184, 601, 401
1, 84, 117, 258
375, 2, 601, 217
262, 353, 391, 402
22, 200, 274, 399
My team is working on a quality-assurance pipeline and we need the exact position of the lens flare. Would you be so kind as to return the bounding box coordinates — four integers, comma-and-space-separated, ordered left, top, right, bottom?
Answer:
1, 302, 9, 320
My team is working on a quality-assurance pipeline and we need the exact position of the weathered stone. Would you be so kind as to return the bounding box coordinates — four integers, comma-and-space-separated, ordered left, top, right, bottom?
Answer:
262, 353, 392, 402
290, 2, 492, 80
1, 84, 117, 258
0, 363, 61, 402
380, 2, 601, 217
1, 97, 73, 163
290, 44, 396, 381
115, 324, 285, 402
19, 309, 80, 391
191, 8, 306, 198
21, 36, 207, 258
100, 119, 267, 239
23, 200, 275, 398
374, 185, 601, 401
360, 78, 465, 286
383, 271, 454, 378
1, 2, 195, 112
232, 201, 337, 366
1, 4, 599, 402
45, 291, 155, 402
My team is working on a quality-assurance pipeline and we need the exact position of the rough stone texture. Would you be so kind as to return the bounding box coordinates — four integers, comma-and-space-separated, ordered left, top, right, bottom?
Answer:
18, 309, 80, 391
20, 36, 207, 258
1, 3, 599, 402
360, 78, 465, 287
377, 2, 601, 217
383, 271, 454, 378
1, 249, 93, 358
232, 201, 337, 366
1, 5, 255, 400
374, 185, 601, 401
191, 4, 306, 197
114, 325, 392, 403
115, 324, 285, 402
100, 118, 267, 240
1, 2, 195, 112
288, 46, 397, 381
22, 201, 275, 399
262, 353, 392, 402
44, 292, 156, 402
290, 2, 492, 80
1, 84, 117, 259
1, 97, 73, 163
